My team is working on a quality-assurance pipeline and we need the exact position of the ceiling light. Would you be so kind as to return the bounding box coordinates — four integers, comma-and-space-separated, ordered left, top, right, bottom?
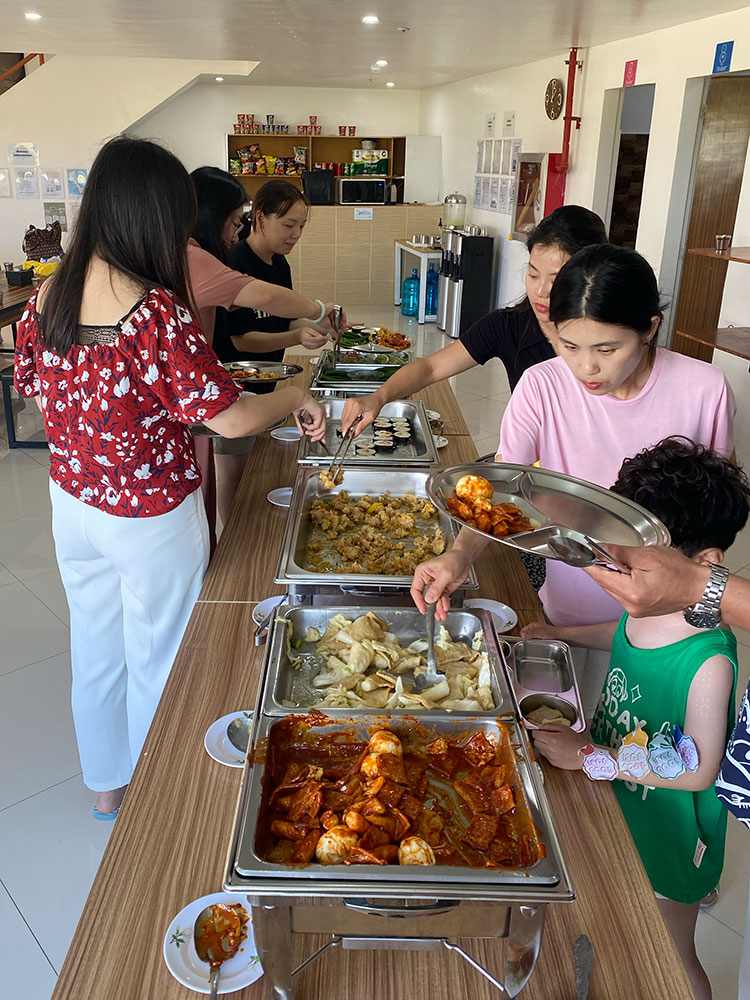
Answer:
24, 10, 42, 18
361, 15, 380, 24
215, 76, 224, 82
386, 81, 395, 88
376, 59, 388, 67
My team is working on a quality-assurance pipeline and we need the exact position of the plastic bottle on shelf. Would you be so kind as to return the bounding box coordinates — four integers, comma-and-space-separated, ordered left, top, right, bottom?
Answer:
401, 268, 420, 317
425, 261, 439, 317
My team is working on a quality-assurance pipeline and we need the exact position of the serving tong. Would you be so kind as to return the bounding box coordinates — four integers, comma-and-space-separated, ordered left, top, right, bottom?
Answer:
331, 304, 344, 369
321, 413, 361, 488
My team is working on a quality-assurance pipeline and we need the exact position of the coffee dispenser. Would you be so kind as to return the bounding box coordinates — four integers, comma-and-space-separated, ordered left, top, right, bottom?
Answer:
437, 228, 494, 339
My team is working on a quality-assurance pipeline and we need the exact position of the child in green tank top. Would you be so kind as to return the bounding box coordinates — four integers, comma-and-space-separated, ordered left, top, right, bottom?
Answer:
520, 437, 750, 1000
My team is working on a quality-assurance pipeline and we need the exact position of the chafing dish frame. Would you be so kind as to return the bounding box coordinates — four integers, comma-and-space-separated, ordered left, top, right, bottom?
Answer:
274, 466, 479, 593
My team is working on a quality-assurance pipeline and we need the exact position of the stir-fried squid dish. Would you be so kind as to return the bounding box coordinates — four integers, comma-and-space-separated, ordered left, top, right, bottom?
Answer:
296, 611, 495, 711
447, 474, 535, 538
258, 716, 545, 869
305, 492, 447, 575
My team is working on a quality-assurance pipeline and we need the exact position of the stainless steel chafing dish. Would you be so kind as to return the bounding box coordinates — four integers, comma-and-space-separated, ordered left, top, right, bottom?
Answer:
223, 680, 574, 997
258, 605, 515, 717
274, 467, 479, 596
297, 399, 438, 468
310, 352, 405, 394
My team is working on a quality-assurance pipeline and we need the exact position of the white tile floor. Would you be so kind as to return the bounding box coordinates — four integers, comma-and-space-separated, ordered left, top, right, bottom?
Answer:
1, 311, 748, 998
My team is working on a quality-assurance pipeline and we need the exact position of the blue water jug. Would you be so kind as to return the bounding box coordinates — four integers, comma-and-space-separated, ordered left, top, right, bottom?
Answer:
425, 261, 439, 317
401, 267, 420, 317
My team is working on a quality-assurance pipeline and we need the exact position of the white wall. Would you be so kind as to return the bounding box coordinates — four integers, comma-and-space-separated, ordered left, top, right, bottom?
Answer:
420, 7, 750, 306
0, 55, 254, 264
131, 84, 421, 173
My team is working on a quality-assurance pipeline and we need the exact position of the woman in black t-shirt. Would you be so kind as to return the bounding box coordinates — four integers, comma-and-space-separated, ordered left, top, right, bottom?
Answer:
213, 181, 330, 522
341, 205, 608, 437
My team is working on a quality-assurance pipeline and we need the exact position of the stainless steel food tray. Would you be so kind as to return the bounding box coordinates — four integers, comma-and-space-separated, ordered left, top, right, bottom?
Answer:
297, 399, 438, 468
317, 347, 411, 369
310, 361, 402, 393
499, 636, 585, 732
426, 462, 670, 561
226, 712, 573, 901
222, 360, 303, 385
275, 467, 479, 590
258, 605, 516, 716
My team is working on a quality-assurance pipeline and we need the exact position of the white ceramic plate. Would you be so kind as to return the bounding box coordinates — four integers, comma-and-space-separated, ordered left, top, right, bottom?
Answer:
267, 487, 293, 507
463, 598, 518, 634
270, 426, 301, 442
203, 711, 253, 768
433, 435, 449, 449
252, 596, 287, 626
425, 409, 441, 422
163, 891, 262, 994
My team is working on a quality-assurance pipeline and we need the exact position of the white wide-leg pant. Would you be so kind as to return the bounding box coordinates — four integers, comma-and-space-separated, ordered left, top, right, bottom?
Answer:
50, 480, 209, 790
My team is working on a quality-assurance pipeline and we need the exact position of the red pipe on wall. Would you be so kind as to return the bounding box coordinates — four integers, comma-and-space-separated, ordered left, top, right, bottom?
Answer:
554, 47, 583, 174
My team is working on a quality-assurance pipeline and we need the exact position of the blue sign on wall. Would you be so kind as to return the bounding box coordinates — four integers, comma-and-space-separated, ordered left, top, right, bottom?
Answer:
713, 40, 734, 74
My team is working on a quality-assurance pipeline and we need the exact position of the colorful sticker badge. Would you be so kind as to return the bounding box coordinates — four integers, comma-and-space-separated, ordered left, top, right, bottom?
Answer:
579, 743, 619, 781
617, 724, 650, 778
647, 723, 686, 780
674, 724, 700, 773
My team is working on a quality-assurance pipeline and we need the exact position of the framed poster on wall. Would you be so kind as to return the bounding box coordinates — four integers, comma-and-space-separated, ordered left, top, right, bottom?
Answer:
0, 168, 10, 198
13, 167, 40, 199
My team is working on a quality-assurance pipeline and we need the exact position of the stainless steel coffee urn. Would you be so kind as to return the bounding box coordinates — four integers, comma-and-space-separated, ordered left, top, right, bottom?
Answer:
437, 228, 494, 339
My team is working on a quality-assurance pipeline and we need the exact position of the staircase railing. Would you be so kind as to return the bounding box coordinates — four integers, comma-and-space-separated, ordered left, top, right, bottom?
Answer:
0, 53, 45, 85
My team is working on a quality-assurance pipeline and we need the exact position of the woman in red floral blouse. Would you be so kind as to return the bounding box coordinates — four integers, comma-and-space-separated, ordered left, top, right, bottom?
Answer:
14, 136, 325, 820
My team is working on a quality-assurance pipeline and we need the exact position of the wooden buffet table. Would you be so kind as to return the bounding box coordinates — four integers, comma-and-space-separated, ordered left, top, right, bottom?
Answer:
0, 275, 33, 353
52, 360, 692, 999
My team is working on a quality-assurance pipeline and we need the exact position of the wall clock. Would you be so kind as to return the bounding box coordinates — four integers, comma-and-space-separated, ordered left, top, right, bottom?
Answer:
545, 78, 563, 120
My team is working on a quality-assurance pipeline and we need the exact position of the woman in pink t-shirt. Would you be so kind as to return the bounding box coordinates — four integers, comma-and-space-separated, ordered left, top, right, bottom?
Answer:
413, 245, 735, 629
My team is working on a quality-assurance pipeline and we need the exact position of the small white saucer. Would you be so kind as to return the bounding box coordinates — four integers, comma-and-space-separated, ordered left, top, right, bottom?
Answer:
270, 426, 301, 442
252, 596, 287, 626
425, 409, 441, 422
267, 487, 293, 507
463, 598, 518, 634
433, 435, 448, 449
163, 891, 262, 994
204, 711, 253, 768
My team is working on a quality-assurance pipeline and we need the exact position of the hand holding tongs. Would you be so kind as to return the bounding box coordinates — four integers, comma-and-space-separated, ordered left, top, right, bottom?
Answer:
331, 304, 343, 369
321, 413, 361, 489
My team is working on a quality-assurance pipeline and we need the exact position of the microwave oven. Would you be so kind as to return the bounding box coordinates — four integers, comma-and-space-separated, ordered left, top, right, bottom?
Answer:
337, 178, 386, 204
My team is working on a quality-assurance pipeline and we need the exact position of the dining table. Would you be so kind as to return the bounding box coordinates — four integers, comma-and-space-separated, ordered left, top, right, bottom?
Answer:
0, 273, 33, 351
51, 356, 693, 999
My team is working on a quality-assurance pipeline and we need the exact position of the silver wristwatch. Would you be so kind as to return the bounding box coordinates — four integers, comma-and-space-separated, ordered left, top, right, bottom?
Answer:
683, 563, 729, 629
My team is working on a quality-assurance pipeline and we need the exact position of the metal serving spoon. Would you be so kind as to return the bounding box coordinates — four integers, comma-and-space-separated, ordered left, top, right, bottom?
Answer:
226, 714, 253, 754
416, 591, 447, 691
548, 534, 626, 573
193, 904, 244, 999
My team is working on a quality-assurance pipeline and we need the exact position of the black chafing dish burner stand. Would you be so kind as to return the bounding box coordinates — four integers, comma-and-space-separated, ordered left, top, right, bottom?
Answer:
249, 897, 547, 998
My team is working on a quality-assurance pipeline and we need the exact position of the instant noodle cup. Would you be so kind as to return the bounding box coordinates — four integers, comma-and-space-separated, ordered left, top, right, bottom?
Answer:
309, 115, 317, 125
314, 125, 322, 135
348, 126, 356, 136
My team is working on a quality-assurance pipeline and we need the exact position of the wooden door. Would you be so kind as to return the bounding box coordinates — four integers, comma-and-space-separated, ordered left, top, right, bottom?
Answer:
673, 76, 750, 361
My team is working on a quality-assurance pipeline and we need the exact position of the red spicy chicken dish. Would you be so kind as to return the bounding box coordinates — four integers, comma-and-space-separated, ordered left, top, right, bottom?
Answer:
254, 714, 546, 869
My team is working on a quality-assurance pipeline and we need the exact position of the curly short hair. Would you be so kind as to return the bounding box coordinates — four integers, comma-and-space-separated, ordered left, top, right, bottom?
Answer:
611, 437, 750, 557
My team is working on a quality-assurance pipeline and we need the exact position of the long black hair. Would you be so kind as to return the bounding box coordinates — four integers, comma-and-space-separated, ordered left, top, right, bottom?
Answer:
40, 136, 197, 353
191, 166, 247, 265
526, 205, 608, 257
549, 244, 662, 336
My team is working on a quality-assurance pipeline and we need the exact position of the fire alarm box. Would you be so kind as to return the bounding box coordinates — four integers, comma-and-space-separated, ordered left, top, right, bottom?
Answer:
511, 153, 565, 240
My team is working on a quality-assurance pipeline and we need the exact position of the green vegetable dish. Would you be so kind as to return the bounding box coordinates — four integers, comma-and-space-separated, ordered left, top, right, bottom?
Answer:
319, 366, 399, 383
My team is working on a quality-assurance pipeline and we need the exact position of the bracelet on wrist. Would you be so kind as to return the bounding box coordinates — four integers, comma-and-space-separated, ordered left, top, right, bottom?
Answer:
311, 298, 326, 324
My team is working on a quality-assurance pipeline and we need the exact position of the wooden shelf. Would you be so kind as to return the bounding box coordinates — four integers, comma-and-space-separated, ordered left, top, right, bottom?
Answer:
676, 326, 750, 361
687, 246, 750, 264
